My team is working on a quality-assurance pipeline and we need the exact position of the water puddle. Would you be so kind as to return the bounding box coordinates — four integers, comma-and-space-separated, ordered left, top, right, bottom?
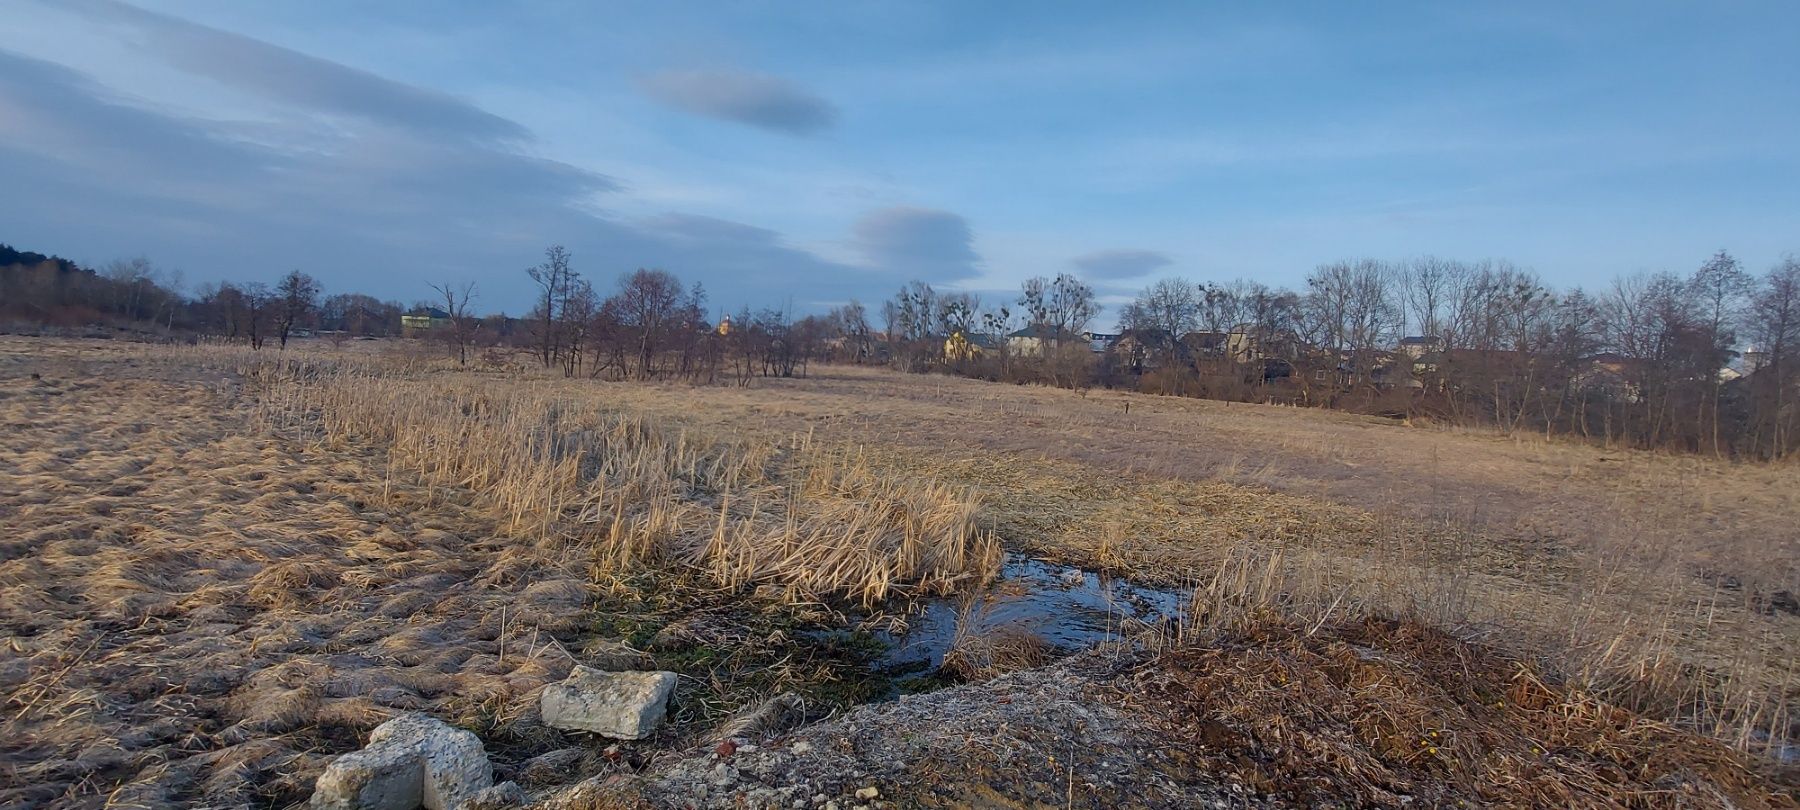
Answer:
874, 552, 1189, 671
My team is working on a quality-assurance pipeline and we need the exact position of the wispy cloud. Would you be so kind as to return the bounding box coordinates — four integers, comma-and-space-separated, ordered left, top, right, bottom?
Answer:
58, 0, 528, 143
0, 40, 873, 311
638, 68, 838, 135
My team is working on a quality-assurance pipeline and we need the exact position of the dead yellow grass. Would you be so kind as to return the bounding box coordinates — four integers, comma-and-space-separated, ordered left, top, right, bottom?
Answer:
247, 358, 999, 608
0, 338, 1002, 807
0, 340, 612, 807
3, 336, 1794, 807
534, 359, 1797, 761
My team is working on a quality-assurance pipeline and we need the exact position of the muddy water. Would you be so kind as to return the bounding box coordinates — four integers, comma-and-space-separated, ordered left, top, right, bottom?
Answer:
877, 553, 1189, 670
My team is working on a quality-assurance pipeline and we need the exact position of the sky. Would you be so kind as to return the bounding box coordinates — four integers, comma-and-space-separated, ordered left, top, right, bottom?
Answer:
4, 1, 1798, 322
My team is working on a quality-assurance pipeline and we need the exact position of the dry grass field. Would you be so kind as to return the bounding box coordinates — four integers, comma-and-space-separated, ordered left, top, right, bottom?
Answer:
1, 340, 603, 806
2, 336, 1796, 808
602, 363, 1800, 749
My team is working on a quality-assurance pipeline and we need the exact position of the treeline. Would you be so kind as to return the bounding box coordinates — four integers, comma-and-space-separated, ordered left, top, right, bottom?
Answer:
5, 240, 1796, 458
0, 244, 508, 348
517, 246, 858, 382
867, 253, 1800, 461
2, 251, 187, 329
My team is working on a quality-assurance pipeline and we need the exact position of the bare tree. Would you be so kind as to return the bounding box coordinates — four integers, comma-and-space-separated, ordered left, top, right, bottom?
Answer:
1121, 278, 1200, 365
1747, 257, 1800, 458
1690, 250, 1751, 453
274, 270, 320, 349
1305, 259, 1400, 378
1122, 278, 1200, 338
828, 301, 874, 362
1018, 273, 1100, 335
1403, 256, 1462, 339
611, 268, 685, 379
103, 257, 156, 322
894, 281, 938, 341
1197, 280, 1251, 334
560, 277, 598, 377
528, 245, 574, 368
430, 281, 479, 365
937, 291, 981, 335
243, 282, 272, 350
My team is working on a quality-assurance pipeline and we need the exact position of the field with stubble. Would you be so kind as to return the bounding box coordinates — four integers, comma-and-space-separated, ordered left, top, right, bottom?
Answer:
0, 340, 613, 806
2, 336, 1796, 809
606, 362, 1800, 745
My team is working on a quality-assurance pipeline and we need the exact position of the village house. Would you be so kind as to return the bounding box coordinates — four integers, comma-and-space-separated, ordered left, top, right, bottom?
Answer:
1571, 353, 1642, 401
1223, 325, 1306, 364
1109, 328, 1175, 372
1006, 325, 1085, 357
1181, 330, 1230, 359
400, 307, 451, 330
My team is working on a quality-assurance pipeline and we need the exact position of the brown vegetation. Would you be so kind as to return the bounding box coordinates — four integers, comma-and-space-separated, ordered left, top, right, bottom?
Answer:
0, 338, 993, 807
2, 335, 1795, 808
250, 356, 998, 607
1128, 616, 1796, 809
571, 361, 1800, 761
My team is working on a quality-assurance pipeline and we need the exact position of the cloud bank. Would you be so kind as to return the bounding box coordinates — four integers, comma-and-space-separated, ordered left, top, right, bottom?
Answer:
0, 3, 967, 313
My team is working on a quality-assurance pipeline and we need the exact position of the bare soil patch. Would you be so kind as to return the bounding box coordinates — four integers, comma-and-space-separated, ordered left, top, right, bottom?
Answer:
552, 621, 1795, 809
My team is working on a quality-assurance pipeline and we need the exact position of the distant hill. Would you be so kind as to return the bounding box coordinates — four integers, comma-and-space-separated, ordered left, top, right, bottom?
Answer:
0, 243, 84, 274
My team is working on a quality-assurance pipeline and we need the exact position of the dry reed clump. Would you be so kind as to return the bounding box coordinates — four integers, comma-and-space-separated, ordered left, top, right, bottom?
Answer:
933, 594, 1061, 683
1123, 616, 1797, 809
709, 691, 808, 742
939, 623, 1057, 682
247, 359, 1000, 608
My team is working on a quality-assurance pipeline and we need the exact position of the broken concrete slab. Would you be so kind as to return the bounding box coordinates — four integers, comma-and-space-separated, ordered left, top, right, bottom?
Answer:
312, 713, 494, 810
540, 667, 677, 740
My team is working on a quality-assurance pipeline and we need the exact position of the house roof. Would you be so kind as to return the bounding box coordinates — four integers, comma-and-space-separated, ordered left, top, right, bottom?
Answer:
1006, 325, 1084, 340
1399, 335, 1442, 345
406, 307, 451, 319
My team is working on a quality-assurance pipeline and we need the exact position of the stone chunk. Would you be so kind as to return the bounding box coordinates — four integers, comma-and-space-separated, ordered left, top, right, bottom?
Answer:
312, 713, 494, 810
312, 741, 422, 810
540, 667, 677, 740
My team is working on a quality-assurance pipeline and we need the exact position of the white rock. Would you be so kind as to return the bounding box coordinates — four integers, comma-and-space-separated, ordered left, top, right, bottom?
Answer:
312, 713, 494, 810
540, 667, 677, 740
312, 741, 422, 810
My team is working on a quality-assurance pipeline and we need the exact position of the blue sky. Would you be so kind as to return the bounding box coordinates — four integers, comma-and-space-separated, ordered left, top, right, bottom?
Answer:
4, 1, 1797, 321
